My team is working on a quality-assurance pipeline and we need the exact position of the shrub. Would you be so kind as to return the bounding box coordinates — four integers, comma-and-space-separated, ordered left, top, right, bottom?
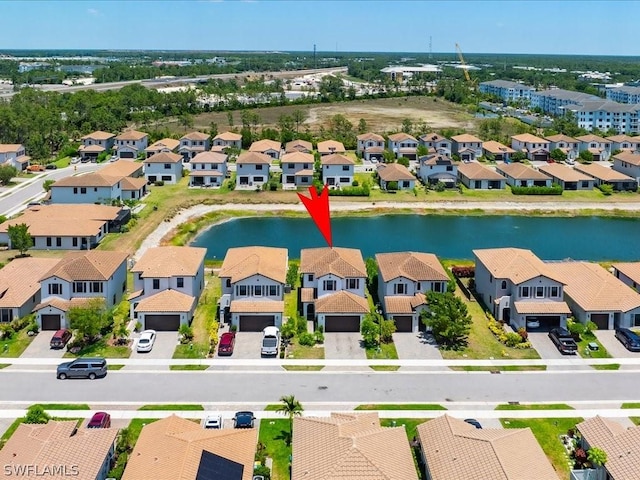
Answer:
27, 321, 39, 334
352, 180, 359, 187
253, 465, 271, 479
314, 328, 324, 344
328, 185, 370, 196
24, 405, 50, 424
452, 266, 475, 278
517, 327, 528, 341
598, 184, 614, 195
209, 321, 219, 350
511, 184, 563, 195
178, 324, 194, 344
585, 321, 598, 333
0, 324, 15, 340
386, 181, 398, 191
10, 316, 31, 331
280, 320, 296, 340
230, 324, 238, 333
488, 318, 505, 337
154, 180, 165, 187
567, 320, 585, 337
298, 332, 315, 346
134, 321, 142, 332
296, 316, 307, 335
505, 332, 523, 347
434, 181, 446, 192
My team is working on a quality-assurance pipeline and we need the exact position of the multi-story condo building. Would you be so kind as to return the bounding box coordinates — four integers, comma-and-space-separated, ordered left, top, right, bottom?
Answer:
479, 80, 535, 103
606, 85, 640, 104
530, 89, 600, 115
563, 101, 640, 135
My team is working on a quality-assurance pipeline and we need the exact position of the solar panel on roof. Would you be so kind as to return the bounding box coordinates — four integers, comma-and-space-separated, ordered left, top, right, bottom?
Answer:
196, 450, 244, 480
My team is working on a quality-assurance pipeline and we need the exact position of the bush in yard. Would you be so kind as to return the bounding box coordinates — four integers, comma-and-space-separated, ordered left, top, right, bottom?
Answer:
0, 324, 15, 340
379, 318, 396, 343
280, 319, 296, 340
10, 316, 31, 331
314, 328, 324, 344
488, 318, 505, 337
179, 324, 194, 344
296, 316, 307, 335
451, 266, 475, 278
434, 181, 446, 192
360, 314, 379, 348
567, 319, 585, 338
298, 332, 315, 346
585, 320, 598, 334
27, 321, 39, 334
24, 405, 50, 424
352, 180, 359, 187
421, 291, 472, 350
598, 184, 614, 195
286, 263, 298, 287
154, 180, 165, 187
517, 327, 528, 341
505, 332, 523, 347
511, 184, 563, 195
253, 465, 271, 479
386, 181, 398, 191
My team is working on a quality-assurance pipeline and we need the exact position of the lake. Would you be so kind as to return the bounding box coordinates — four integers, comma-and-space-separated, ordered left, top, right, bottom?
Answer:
191, 214, 640, 261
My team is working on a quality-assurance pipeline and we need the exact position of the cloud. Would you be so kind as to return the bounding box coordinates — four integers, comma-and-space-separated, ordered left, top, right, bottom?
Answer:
87, 8, 101, 16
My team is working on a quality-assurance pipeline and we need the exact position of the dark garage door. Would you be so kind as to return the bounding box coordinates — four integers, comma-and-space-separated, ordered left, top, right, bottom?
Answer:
591, 314, 609, 329
145, 314, 180, 331
239, 315, 275, 332
120, 151, 134, 159
41, 314, 61, 331
394, 316, 413, 332
527, 316, 560, 331
325, 315, 360, 332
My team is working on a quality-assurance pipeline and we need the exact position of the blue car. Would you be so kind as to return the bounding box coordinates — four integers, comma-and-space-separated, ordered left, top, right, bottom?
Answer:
615, 328, 640, 352
233, 411, 255, 429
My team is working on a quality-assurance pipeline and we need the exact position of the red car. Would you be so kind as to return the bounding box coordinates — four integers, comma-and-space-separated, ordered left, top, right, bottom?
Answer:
50, 329, 72, 349
87, 412, 111, 429
218, 332, 236, 356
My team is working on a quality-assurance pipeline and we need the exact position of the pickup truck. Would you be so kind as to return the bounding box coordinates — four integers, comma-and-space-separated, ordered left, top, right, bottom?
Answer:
548, 327, 578, 355
261, 326, 280, 356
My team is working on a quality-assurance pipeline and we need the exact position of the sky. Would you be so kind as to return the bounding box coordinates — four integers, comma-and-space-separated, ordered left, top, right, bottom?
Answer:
1, 0, 639, 56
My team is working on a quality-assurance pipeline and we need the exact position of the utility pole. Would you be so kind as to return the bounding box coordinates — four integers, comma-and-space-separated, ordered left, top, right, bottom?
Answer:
429, 36, 433, 60
313, 44, 317, 69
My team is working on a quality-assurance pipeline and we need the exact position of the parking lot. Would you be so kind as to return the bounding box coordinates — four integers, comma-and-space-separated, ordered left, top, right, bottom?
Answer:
20, 331, 67, 358
130, 332, 178, 359
324, 333, 366, 360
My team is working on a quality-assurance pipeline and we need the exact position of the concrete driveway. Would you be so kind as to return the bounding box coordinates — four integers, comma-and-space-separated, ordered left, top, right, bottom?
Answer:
393, 332, 443, 360
130, 332, 178, 359
595, 330, 640, 359
20, 331, 67, 358
231, 333, 264, 359
0, 418, 15, 437
527, 332, 568, 360
324, 333, 366, 360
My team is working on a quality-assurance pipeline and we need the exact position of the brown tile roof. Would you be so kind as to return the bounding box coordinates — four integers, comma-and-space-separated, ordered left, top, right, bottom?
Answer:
384, 293, 427, 314
281, 151, 314, 164
293, 413, 419, 480
419, 132, 450, 143
230, 299, 284, 313
135, 290, 196, 313
377, 163, 415, 182
295, 169, 314, 176
249, 139, 281, 152
421, 154, 459, 166
300, 287, 315, 303
457, 162, 505, 181
545, 133, 578, 143
388, 132, 418, 142
122, 415, 256, 480
547, 261, 640, 312
376, 252, 449, 283
613, 151, 640, 166
236, 151, 272, 165
115, 130, 148, 141
451, 134, 482, 143
0, 420, 118, 480
213, 131, 242, 142
473, 248, 565, 285
180, 131, 210, 141
189, 170, 224, 178
80, 130, 115, 141
0, 257, 59, 309
52, 173, 122, 188
365, 146, 385, 153
357, 132, 385, 142
577, 416, 640, 480
606, 134, 635, 143
511, 133, 549, 144
300, 247, 366, 278
285, 139, 313, 153
574, 162, 635, 182
99, 159, 143, 178
496, 163, 551, 180
315, 291, 369, 314
219, 246, 287, 284
191, 151, 227, 164
78, 144, 105, 153
321, 153, 354, 166
513, 301, 571, 315
42, 251, 128, 282
146, 138, 180, 152
144, 151, 182, 164
132, 246, 205, 278
483, 140, 515, 155
538, 163, 594, 182
33, 297, 95, 313
317, 140, 346, 153
0, 144, 23, 153
417, 415, 557, 480
576, 134, 611, 144
612, 262, 640, 286
120, 176, 148, 191
0, 204, 122, 237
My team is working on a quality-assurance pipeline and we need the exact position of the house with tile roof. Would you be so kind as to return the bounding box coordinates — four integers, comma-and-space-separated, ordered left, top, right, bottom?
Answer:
189, 151, 228, 188
212, 131, 242, 150
538, 163, 594, 190
575, 416, 640, 480
376, 162, 415, 190
249, 139, 281, 159
0, 204, 126, 250
482, 140, 515, 162
0, 420, 118, 480
451, 134, 483, 161
219, 246, 288, 331
417, 415, 557, 480
300, 247, 368, 332
285, 139, 313, 154
145, 137, 180, 158
129, 246, 205, 331
376, 252, 450, 332
606, 134, 640, 153
122, 415, 257, 480
545, 134, 579, 161
0, 143, 30, 171
178, 131, 211, 162
356, 132, 385, 161
575, 134, 612, 161
35, 250, 128, 330
292, 412, 419, 480
495, 162, 552, 188
50, 173, 125, 204
98, 159, 147, 200
418, 154, 460, 187
611, 151, 640, 183
114, 130, 148, 159
473, 248, 571, 331
546, 262, 640, 329
511, 133, 551, 161
78, 131, 115, 161
317, 139, 346, 156
574, 162, 637, 191
388, 132, 419, 160
281, 151, 315, 188
235, 151, 272, 190
144, 151, 183, 184
612, 262, 640, 293
419, 132, 452, 157
321, 154, 354, 188
457, 162, 506, 190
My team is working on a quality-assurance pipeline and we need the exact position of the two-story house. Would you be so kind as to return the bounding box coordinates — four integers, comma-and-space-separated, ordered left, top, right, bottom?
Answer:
189, 151, 227, 188
300, 247, 368, 332
612, 151, 640, 184
321, 154, 354, 187
144, 151, 183, 184
218, 246, 288, 331
575, 134, 612, 161
482, 140, 515, 162
236, 151, 271, 189
178, 132, 210, 162
606, 134, 640, 153
78, 131, 115, 162
377, 163, 415, 190
249, 139, 281, 159
129, 246, 206, 331
50, 173, 123, 204
418, 133, 452, 157
612, 262, 640, 293
356, 133, 385, 162
544, 134, 579, 161
376, 252, 450, 332
0, 144, 30, 171
285, 139, 313, 154
388, 133, 419, 160
317, 140, 346, 156
451, 134, 483, 161
211, 131, 242, 151
473, 247, 571, 331
34, 251, 128, 330
418, 154, 459, 187
495, 163, 552, 187
145, 138, 179, 158
114, 130, 149, 159
280, 151, 314, 188
511, 133, 550, 162
99, 160, 147, 200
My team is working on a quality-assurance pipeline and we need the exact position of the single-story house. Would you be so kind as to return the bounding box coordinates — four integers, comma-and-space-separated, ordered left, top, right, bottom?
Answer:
285, 139, 313, 153
249, 139, 281, 159
457, 162, 506, 189
482, 140, 515, 162
495, 162, 552, 187
574, 162, 638, 191
50, 173, 123, 204
612, 262, 640, 293
538, 163, 595, 190
612, 151, 640, 183
99, 159, 144, 178
377, 162, 415, 190
145, 137, 180, 157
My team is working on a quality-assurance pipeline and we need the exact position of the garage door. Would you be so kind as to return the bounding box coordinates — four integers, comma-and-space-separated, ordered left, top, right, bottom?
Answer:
120, 151, 134, 159
591, 314, 609, 330
394, 316, 413, 332
527, 316, 560, 331
239, 315, 275, 332
144, 314, 180, 331
325, 315, 360, 332
41, 314, 61, 331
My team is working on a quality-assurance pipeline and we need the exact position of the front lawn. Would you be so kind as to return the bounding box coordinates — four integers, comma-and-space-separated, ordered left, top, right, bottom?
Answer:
63, 338, 131, 358
631, 417, 640, 425
621, 402, 640, 409
0, 327, 36, 358
32, 403, 90, 410
286, 343, 324, 359
495, 403, 574, 411
138, 404, 203, 411
282, 365, 324, 371
356, 404, 446, 411
576, 332, 611, 359
591, 363, 620, 370
365, 342, 398, 360
449, 365, 546, 371
258, 418, 291, 480
173, 277, 219, 359
107, 418, 158, 480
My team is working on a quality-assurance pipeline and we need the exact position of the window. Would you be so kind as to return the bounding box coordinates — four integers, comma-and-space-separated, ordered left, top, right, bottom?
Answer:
80, 187, 86, 194
394, 283, 406, 294
225, 279, 231, 288
46, 237, 52, 247
72, 237, 78, 247
152, 279, 160, 290
520, 286, 530, 298
73, 187, 78, 194
535, 286, 544, 298
48, 284, 62, 295
254, 176, 264, 182
433, 282, 442, 293
417, 283, 421, 291
0, 309, 13, 323
269, 285, 278, 296
287, 163, 294, 169
501, 280, 507, 290
177, 277, 184, 288
307, 274, 313, 282
550, 286, 559, 297
254, 285, 262, 296
634, 314, 640, 327
163, 163, 171, 170
446, 166, 453, 171
342, 165, 349, 171
73, 282, 86, 293
489, 274, 493, 283
402, 181, 410, 188
323, 280, 336, 291
238, 285, 247, 296
347, 278, 359, 289
56, 237, 62, 247
256, 164, 263, 170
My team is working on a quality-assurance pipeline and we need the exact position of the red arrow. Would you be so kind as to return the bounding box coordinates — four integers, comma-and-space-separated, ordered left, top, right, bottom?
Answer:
298, 184, 333, 247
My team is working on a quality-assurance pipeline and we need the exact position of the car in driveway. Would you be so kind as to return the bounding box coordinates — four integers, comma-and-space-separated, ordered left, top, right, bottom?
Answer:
614, 328, 640, 352
45, 164, 57, 170
233, 411, 255, 429
548, 327, 578, 355
203, 412, 222, 429
526, 318, 540, 329
49, 329, 72, 349
218, 332, 235, 356
57, 357, 107, 380
87, 412, 111, 428
261, 326, 280, 356
26, 164, 45, 172
136, 330, 157, 353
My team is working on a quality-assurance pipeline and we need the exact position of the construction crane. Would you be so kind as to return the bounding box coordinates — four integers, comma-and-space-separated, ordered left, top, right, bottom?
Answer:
455, 43, 476, 88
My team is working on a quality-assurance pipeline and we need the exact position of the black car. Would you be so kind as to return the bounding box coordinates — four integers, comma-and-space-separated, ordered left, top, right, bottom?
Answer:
464, 418, 482, 429
233, 411, 255, 429
45, 164, 57, 170
615, 328, 640, 352
548, 327, 578, 355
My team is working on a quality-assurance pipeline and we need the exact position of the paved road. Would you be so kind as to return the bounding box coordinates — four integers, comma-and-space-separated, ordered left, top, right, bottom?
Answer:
2, 370, 640, 404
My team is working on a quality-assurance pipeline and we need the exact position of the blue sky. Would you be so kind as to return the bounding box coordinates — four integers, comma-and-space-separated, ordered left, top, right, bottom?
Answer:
1, 1, 637, 55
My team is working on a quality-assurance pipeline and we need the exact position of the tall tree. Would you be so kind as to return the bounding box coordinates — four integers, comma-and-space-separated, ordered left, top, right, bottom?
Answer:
69, 298, 112, 341
275, 394, 303, 443
421, 291, 472, 350
7, 223, 32, 256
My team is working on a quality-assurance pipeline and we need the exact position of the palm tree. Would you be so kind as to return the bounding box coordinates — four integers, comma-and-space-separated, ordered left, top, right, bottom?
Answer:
275, 394, 304, 436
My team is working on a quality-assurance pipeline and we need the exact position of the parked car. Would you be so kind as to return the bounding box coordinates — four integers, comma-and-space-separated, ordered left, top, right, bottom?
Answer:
26, 164, 45, 172
70, 156, 81, 164
203, 412, 222, 429
81, 157, 90, 163
233, 411, 255, 429
261, 326, 280, 356
45, 164, 57, 170
526, 318, 540, 329
57, 357, 107, 380
614, 328, 640, 352
27, 201, 42, 207
548, 327, 578, 355
136, 330, 157, 353
50, 329, 72, 349
218, 332, 236, 356
464, 418, 482, 429
87, 412, 111, 429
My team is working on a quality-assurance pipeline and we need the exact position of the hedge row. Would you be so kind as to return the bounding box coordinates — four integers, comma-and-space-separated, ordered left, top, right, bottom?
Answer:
511, 184, 563, 195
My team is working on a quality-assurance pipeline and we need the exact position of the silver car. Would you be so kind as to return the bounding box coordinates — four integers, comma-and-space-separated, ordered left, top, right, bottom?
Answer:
136, 330, 157, 353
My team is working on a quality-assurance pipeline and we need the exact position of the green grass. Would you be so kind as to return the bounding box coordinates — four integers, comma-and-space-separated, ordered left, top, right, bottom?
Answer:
500, 417, 583, 478
32, 403, 91, 410
380, 418, 426, 440
0, 328, 36, 358
577, 332, 611, 359
591, 363, 620, 370
365, 342, 399, 360
621, 402, 640, 409
53, 156, 71, 168
108, 364, 125, 370
370, 365, 400, 371
449, 365, 547, 371
286, 343, 325, 359
63, 338, 131, 359
138, 404, 204, 411
495, 403, 574, 411
282, 365, 324, 371
0, 363, 9, 369
169, 364, 209, 371
264, 404, 281, 411
258, 418, 291, 480
356, 404, 446, 411
630, 417, 640, 425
